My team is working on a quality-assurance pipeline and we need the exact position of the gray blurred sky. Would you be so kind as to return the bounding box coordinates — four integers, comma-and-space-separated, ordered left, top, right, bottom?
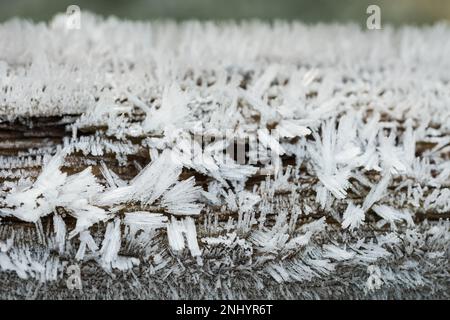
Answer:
0, 0, 449, 24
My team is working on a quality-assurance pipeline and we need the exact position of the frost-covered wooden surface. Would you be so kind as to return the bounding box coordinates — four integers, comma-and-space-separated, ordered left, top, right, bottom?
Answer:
0, 14, 449, 299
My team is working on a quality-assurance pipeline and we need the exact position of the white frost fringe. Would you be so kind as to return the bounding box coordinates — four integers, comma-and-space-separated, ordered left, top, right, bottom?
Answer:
0, 13, 449, 298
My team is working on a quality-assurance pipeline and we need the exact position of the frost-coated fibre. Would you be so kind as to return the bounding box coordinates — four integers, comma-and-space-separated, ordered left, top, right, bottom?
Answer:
0, 13, 449, 299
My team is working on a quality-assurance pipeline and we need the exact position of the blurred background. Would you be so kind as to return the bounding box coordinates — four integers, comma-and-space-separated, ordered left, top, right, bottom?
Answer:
0, 0, 449, 25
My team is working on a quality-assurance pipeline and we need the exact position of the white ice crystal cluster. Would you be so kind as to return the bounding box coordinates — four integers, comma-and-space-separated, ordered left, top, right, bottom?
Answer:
0, 13, 449, 299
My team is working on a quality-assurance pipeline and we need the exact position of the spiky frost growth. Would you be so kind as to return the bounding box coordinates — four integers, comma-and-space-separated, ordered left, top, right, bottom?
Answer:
0, 14, 449, 299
